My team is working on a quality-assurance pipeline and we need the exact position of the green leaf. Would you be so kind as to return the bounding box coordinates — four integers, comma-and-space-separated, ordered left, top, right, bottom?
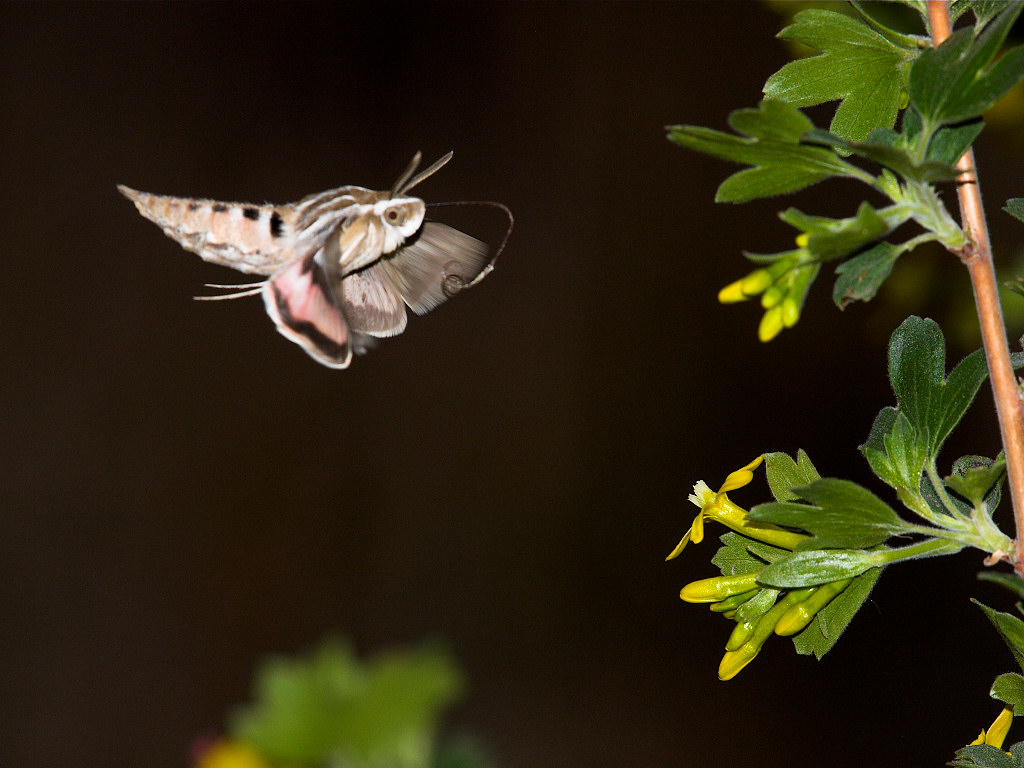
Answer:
231, 638, 464, 768
780, 202, 893, 261
976, 600, 1024, 674
910, 3, 1024, 127
946, 454, 1006, 511
764, 9, 915, 141
887, 316, 987, 458
712, 532, 793, 579
992, 672, 1024, 710
764, 449, 821, 502
757, 549, 877, 588
666, 101, 863, 203
833, 242, 901, 307
978, 571, 1024, 599
803, 127, 961, 183
750, 478, 910, 549
792, 565, 882, 658
928, 120, 985, 165
1006, 199, 1024, 224
950, 743, 1019, 768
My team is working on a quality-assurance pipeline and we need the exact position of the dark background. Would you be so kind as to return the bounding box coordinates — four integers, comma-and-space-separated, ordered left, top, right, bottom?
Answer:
4, 3, 1024, 767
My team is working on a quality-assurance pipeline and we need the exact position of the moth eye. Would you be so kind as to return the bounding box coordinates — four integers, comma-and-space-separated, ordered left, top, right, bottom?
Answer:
386, 207, 404, 224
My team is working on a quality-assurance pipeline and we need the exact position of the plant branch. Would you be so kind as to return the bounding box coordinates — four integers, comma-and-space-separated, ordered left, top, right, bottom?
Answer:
928, 0, 1024, 574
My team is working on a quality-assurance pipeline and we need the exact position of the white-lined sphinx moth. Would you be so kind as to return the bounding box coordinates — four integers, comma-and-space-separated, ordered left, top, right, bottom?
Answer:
119, 152, 509, 368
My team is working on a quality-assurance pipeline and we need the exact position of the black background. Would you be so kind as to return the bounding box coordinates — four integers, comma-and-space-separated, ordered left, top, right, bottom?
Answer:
4, 4, 1024, 767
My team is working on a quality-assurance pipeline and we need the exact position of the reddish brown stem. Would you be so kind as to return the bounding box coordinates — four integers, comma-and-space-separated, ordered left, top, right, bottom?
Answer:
928, 0, 1024, 572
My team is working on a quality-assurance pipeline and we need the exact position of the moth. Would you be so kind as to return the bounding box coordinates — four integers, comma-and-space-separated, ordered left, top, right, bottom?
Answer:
119, 152, 509, 368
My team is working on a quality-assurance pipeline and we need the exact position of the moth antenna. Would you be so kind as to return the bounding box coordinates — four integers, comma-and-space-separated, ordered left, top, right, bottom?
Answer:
194, 281, 267, 301
399, 151, 454, 195
390, 151, 423, 197
426, 200, 514, 285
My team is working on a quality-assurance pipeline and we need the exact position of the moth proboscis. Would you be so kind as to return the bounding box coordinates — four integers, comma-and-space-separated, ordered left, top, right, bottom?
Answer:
119, 151, 512, 368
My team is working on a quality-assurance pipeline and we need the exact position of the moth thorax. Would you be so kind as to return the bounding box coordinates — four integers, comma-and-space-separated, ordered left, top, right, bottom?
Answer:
374, 197, 425, 253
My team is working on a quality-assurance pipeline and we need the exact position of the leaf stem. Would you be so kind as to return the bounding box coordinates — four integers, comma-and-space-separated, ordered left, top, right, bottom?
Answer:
929, 0, 1024, 574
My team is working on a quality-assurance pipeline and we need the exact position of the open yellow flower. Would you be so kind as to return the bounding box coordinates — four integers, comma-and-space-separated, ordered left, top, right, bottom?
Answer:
666, 456, 805, 560
970, 706, 1013, 749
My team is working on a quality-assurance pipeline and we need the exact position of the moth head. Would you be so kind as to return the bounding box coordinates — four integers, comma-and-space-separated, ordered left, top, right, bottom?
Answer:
374, 197, 426, 252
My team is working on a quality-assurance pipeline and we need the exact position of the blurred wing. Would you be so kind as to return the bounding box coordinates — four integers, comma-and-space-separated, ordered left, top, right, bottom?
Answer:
262, 252, 354, 368
340, 263, 408, 338
377, 222, 490, 315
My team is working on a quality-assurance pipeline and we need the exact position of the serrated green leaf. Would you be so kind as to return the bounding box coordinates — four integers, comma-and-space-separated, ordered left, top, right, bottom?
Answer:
765, 449, 821, 502
231, 638, 464, 768
757, 549, 877, 588
888, 316, 985, 458
951, 743, 1019, 768
793, 565, 882, 658
946, 454, 1006, 509
1006, 199, 1024, 224
992, 672, 1024, 709
833, 242, 901, 307
976, 600, 1024, 674
712, 532, 773, 575
882, 411, 930, 490
764, 9, 915, 141
750, 478, 911, 549
910, 4, 1024, 127
666, 101, 863, 203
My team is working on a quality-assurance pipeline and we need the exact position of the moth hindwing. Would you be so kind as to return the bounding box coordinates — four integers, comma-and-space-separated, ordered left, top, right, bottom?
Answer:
119, 151, 500, 368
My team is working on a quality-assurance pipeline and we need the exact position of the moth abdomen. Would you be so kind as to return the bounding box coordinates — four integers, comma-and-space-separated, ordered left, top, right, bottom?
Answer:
118, 185, 293, 275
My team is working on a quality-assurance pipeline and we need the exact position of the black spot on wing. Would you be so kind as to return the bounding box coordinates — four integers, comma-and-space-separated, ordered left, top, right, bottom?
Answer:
243, 207, 260, 220
212, 203, 228, 213
270, 210, 285, 238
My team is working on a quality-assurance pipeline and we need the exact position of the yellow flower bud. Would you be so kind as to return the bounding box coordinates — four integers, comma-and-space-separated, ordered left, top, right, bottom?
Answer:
741, 268, 774, 296
758, 305, 784, 342
719, 278, 750, 304
725, 619, 757, 651
795, 233, 810, 248
680, 573, 759, 603
781, 296, 800, 328
775, 579, 852, 636
719, 642, 761, 680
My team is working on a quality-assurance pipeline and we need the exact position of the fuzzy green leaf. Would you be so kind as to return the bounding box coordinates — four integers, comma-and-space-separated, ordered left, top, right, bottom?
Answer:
666, 101, 862, 203
833, 242, 901, 307
792, 565, 882, 658
780, 202, 893, 261
712, 532, 780, 575
757, 549, 877, 588
764, 449, 821, 502
231, 639, 464, 768
976, 600, 1024, 674
910, 3, 1024, 127
888, 316, 987, 458
803, 127, 961, 183
750, 478, 910, 550
946, 454, 1006, 511
928, 120, 985, 165
992, 672, 1024, 710
1006, 198, 1024, 224
950, 743, 1020, 768
764, 9, 914, 141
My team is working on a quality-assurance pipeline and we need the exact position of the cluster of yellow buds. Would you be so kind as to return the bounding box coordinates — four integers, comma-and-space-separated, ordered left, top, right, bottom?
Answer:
717, 242, 818, 342
670, 456, 854, 680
